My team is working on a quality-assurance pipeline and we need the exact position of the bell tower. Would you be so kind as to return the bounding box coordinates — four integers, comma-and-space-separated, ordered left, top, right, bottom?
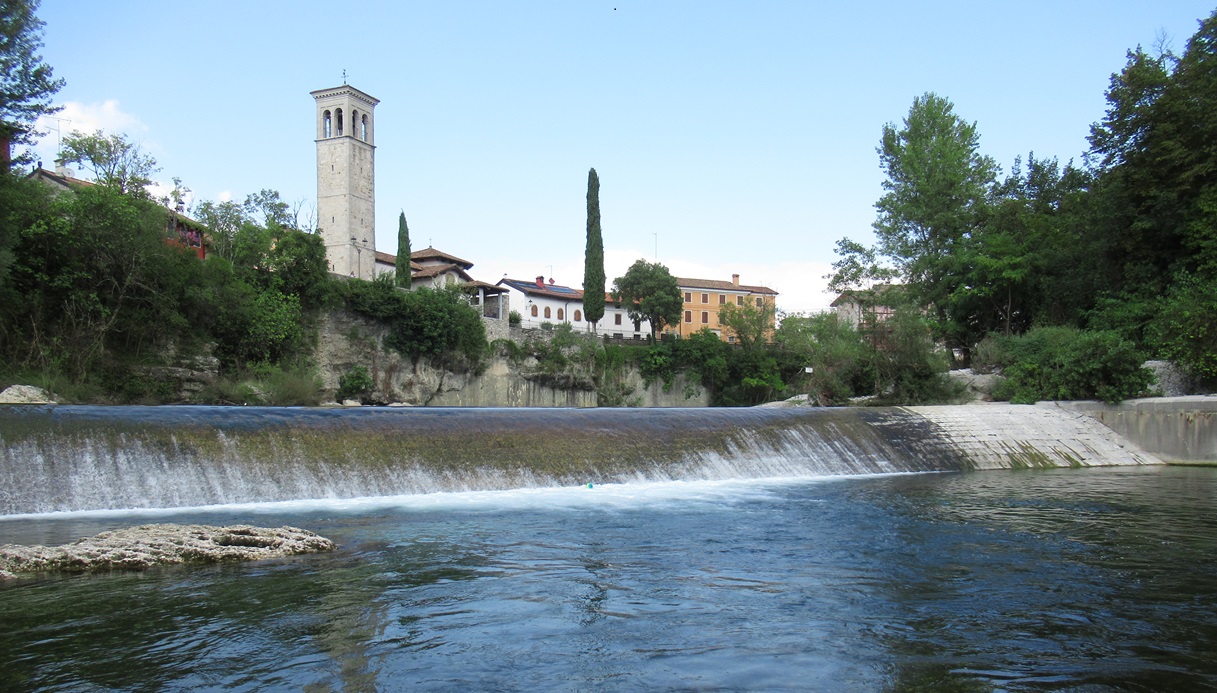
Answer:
312, 83, 378, 279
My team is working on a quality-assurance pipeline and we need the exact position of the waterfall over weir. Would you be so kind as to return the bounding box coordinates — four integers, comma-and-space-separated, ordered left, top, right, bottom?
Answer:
0, 404, 1159, 516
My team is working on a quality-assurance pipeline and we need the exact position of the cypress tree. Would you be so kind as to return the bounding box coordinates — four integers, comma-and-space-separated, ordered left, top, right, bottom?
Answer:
396, 211, 411, 288
583, 168, 605, 331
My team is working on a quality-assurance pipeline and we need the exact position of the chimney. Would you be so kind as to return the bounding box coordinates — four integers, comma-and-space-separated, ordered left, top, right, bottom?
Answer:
536, 275, 545, 288
732, 273, 740, 287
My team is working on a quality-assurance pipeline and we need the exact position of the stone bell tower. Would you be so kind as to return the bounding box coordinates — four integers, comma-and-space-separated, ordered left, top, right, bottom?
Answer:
312, 83, 379, 279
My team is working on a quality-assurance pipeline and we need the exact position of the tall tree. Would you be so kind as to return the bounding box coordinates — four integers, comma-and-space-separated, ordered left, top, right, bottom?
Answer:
192, 199, 244, 260
58, 130, 159, 197
830, 92, 997, 353
0, 0, 63, 153
611, 259, 681, 340
717, 300, 774, 352
396, 211, 411, 288
583, 168, 605, 332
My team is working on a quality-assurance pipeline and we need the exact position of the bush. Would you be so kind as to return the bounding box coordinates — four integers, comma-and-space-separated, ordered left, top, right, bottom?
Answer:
337, 365, 374, 403
871, 309, 960, 405
989, 327, 1153, 403
776, 312, 874, 405
343, 275, 487, 364
1148, 273, 1217, 380
262, 364, 323, 406
508, 310, 522, 327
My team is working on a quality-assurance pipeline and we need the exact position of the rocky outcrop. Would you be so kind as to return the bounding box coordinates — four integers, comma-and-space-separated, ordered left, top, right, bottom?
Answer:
0, 385, 56, 404
0, 524, 336, 579
315, 309, 709, 407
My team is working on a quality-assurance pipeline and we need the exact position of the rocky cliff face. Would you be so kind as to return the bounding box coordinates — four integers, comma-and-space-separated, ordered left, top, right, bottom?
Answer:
315, 310, 708, 407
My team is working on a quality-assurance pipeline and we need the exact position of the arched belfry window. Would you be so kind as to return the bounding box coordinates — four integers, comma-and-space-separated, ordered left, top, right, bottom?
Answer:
323, 111, 332, 138
361, 114, 368, 141
336, 108, 344, 136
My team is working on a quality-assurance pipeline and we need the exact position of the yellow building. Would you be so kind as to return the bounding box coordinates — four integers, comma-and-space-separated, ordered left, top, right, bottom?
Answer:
667, 274, 778, 343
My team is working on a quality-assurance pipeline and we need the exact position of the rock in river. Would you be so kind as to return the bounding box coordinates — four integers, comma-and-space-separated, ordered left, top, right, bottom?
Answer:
0, 524, 336, 579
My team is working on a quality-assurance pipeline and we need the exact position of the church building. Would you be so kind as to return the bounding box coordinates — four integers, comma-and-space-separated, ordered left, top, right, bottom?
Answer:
311, 83, 378, 279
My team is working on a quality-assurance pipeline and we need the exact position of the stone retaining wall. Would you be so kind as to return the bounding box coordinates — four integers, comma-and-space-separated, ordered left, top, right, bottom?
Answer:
1056, 397, 1217, 463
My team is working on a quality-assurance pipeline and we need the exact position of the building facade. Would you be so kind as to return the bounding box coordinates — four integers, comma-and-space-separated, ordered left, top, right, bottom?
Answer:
667, 274, 779, 343
497, 276, 650, 339
312, 84, 378, 279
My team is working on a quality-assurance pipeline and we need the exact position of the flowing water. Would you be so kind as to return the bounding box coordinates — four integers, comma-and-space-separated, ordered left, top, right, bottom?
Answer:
2, 465, 1216, 692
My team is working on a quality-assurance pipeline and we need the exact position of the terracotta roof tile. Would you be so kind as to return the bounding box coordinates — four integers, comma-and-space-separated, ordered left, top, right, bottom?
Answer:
676, 277, 778, 295
411, 247, 473, 269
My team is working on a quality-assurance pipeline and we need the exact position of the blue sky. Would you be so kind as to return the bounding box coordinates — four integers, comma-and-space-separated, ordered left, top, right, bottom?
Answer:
24, 1, 1216, 313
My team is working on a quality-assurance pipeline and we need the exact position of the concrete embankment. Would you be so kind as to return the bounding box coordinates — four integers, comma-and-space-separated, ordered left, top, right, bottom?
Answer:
908, 404, 1160, 470
1057, 396, 1217, 464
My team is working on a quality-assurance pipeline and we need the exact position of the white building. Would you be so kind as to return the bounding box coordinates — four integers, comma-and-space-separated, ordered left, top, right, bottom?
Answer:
497, 276, 650, 339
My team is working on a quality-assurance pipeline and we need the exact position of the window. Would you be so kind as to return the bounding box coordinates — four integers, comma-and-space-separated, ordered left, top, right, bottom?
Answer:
684, 292, 691, 302
684, 310, 692, 323
615, 313, 622, 325
737, 296, 744, 306
361, 114, 368, 140
335, 108, 344, 136
531, 305, 538, 317
701, 293, 708, 304
719, 294, 726, 304
701, 311, 709, 324
323, 111, 332, 137
574, 310, 582, 322
728, 336, 736, 343
544, 307, 552, 318
756, 297, 763, 308
557, 309, 564, 321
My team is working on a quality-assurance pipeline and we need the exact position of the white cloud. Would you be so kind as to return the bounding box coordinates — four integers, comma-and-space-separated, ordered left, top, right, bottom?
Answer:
25, 100, 149, 168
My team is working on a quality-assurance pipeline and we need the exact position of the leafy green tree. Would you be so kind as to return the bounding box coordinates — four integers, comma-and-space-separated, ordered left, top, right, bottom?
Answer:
58, 130, 159, 197
0, 169, 48, 292
870, 308, 957, 404
583, 168, 605, 332
192, 199, 244, 260
611, 259, 682, 340
830, 93, 997, 354
717, 300, 773, 351
0, 184, 195, 375
267, 228, 329, 309
941, 154, 1095, 342
0, 0, 63, 152
396, 211, 411, 288
241, 189, 293, 230
775, 312, 872, 405
1149, 273, 1217, 380
343, 274, 486, 363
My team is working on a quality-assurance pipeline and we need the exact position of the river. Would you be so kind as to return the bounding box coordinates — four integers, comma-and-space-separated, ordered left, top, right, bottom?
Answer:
2, 465, 1215, 691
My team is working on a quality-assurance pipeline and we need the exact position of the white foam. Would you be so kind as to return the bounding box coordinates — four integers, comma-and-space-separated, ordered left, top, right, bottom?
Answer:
0, 472, 930, 522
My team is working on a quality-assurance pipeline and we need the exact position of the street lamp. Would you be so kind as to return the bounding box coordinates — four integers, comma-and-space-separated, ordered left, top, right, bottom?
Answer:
350, 235, 367, 279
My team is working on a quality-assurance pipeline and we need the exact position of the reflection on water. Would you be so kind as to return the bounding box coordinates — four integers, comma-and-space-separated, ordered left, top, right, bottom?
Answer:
1, 466, 1216, 691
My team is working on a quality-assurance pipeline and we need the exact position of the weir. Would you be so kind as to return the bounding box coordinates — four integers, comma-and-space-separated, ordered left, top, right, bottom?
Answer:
0, 404, 1159, 516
